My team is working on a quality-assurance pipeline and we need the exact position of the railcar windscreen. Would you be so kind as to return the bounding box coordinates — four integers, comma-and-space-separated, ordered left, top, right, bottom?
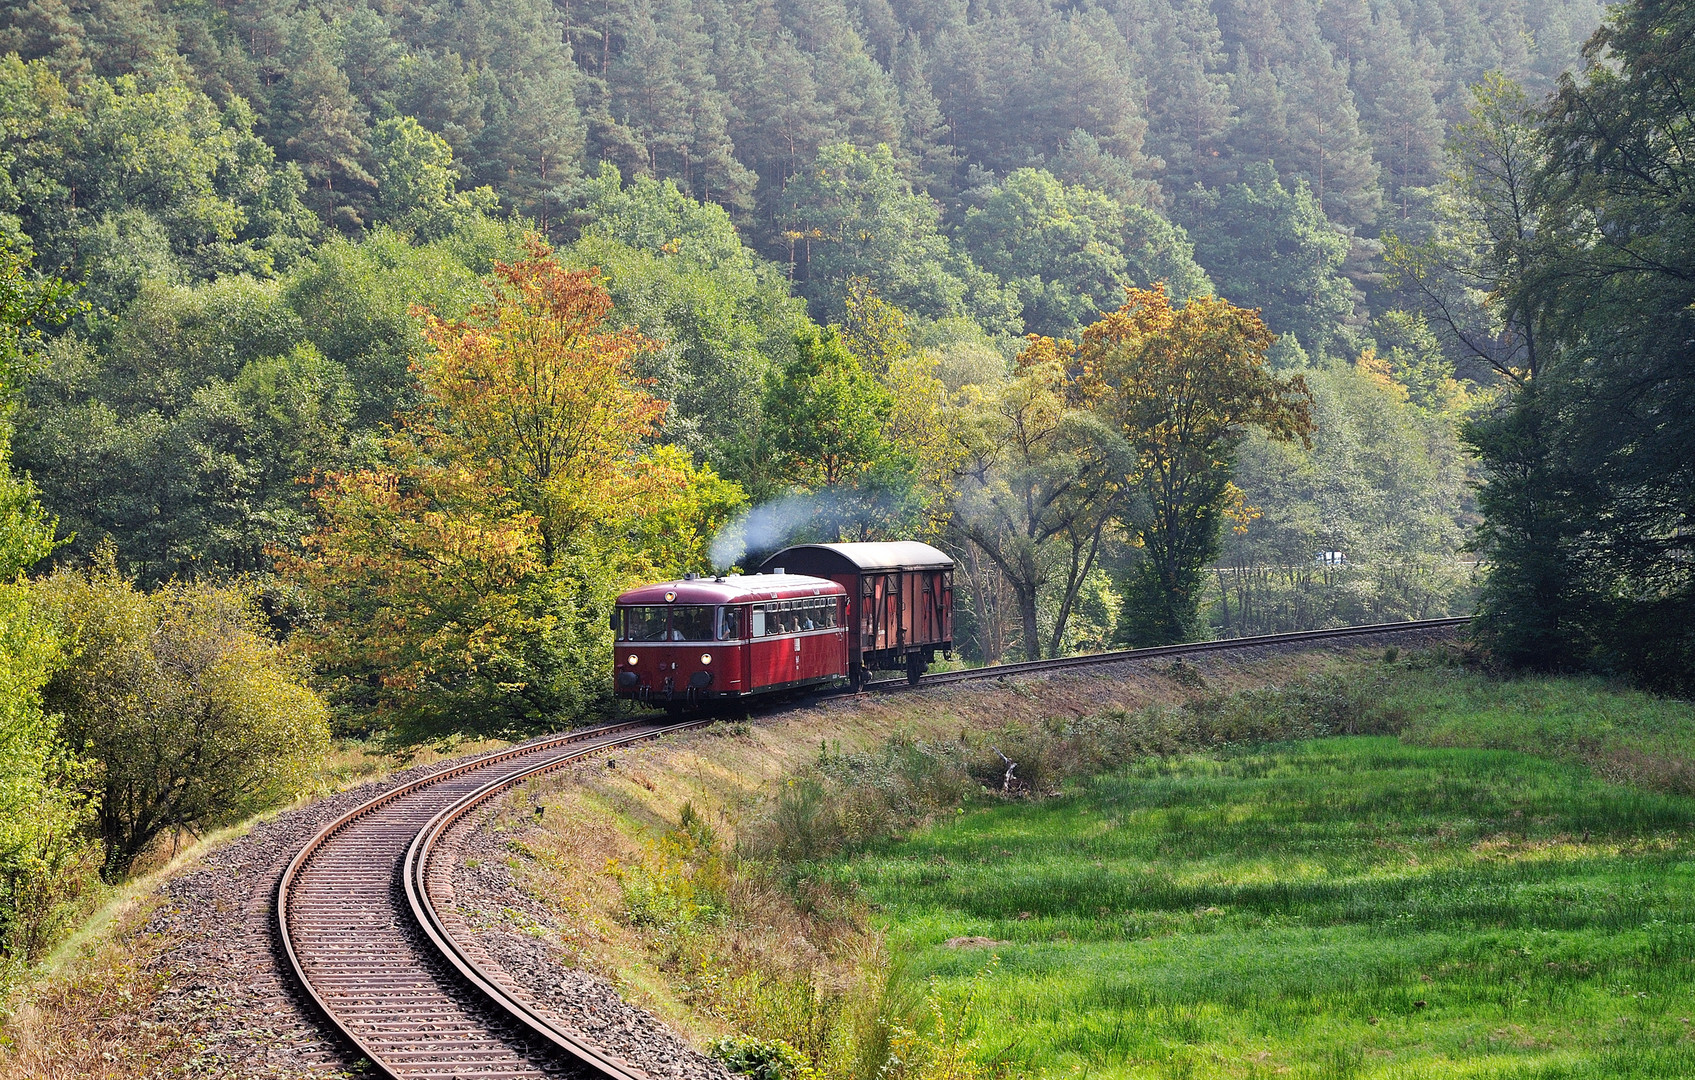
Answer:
620, 606, 669, 641
669, 606, 716, 641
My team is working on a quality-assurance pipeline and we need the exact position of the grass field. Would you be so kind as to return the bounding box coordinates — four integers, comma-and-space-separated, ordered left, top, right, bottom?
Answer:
831, 735, 1695, 1079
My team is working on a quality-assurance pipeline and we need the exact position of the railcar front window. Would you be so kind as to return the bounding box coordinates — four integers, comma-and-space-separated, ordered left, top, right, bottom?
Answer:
621, 606, 669, 641
670, 606, 716, 641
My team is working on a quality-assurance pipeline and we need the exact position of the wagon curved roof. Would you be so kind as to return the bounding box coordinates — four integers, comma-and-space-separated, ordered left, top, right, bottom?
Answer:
759, 542, 955, 574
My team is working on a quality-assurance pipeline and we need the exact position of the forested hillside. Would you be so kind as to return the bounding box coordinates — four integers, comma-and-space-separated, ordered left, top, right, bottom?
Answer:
0, 0, 1635, 969
0, 0, 1600, 618
0, 0, 1600, 310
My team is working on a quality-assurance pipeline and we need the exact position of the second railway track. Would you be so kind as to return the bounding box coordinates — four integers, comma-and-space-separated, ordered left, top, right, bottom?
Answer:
277, 616, 1467, 1079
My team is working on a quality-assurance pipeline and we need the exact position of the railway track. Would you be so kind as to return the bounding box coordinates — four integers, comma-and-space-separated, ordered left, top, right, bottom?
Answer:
878, 615, 1472, 691
278, 615, 1467, 1079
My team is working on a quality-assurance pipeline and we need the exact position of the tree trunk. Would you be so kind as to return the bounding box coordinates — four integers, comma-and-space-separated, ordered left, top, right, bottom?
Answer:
1017, 585, 1042, 661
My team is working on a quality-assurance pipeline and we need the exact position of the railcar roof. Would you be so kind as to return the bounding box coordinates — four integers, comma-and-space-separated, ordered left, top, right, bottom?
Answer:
616, 573, 846, 605
759, 541, 955, 573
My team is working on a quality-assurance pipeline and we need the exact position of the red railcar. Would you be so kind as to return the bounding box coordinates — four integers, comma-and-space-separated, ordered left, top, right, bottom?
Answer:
758, 542, 954, 686
612, 573, 850, 706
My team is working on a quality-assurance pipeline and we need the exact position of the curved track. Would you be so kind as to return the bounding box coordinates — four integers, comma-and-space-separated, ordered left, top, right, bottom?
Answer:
278, 720, 705, 1079
279, 616, 1467, 1079
882, 615, 1472, 691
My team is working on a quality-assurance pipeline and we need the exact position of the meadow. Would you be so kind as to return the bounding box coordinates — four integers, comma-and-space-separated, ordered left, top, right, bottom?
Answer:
833, 733, 1695, 1079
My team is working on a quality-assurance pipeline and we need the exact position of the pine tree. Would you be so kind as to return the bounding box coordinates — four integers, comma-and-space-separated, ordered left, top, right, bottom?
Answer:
1117, 0, 1233, 193
1281, 42, 1380, 226
890, 33, 957, 195
281, 48, 374, 229
1351, 12, 1442, 220
1224, 53, 1289, 170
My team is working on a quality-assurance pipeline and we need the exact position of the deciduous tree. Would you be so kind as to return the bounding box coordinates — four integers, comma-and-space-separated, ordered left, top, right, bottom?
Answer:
36, 560, 329, 877
412, 240, 668, 564
952, 336, 1130, 660
288, 241, 741, 741
1078, 287, 1312, 644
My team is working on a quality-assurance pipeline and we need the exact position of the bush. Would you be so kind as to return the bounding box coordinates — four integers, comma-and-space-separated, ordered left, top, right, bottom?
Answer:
0, 438, 98, 969
0, 581, 97, 967
613, 802, 728, 931
709, 1035, 817, 1080
35, 556, 331, 876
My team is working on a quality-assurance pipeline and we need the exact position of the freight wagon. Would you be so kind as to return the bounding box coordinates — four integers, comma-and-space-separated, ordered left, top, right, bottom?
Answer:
757, 542, 954, 687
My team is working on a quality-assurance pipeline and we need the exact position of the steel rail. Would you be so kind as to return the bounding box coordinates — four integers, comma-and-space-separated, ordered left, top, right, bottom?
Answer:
277, 718, 698, 1079
403, 721, 708, 1080
279, 615, 1469, 1079
865, 616, 1471, 692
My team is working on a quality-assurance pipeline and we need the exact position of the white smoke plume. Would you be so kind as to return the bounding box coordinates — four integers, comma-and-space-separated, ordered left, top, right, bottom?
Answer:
709, 492, 829, 571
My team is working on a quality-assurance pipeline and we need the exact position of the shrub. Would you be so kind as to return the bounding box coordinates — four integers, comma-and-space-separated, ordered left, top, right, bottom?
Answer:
0, 437, 98, 968
0, 581, 97, 966
709, 1035, 818, 1080
613, 802, 728, 931
35, 557, 331, 876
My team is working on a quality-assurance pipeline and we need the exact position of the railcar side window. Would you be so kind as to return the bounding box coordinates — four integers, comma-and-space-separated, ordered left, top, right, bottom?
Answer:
670, 606, 715, 641
718, 606, 743, 640
621, 606, 668, 641
746, 597, 841, 635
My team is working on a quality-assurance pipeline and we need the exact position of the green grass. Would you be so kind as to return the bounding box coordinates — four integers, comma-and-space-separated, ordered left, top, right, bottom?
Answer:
1385, 667, 1695, 796
830, 733, 1695, 1079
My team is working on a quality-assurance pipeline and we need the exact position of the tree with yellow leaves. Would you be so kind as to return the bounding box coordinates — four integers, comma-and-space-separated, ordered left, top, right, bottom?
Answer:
1078, 287, 1313, 645
287, 241, 744, 743
411, 241, 672, 563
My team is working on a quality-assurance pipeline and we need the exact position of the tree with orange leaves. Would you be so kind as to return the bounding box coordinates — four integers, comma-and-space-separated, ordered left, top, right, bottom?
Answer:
285, 241, 744, 743
1078, 287, 1313, 645
412, 240, 671, 563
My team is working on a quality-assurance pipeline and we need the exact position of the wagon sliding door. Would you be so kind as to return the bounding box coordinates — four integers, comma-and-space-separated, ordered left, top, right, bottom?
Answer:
916, 569, 952, 645
859, 573, 900, 654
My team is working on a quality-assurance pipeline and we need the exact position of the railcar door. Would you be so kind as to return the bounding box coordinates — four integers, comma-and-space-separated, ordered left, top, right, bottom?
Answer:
748, 602, 786, 688
717, 604, 750, 693
795, 595, 845, 680
913, 568, 951, 646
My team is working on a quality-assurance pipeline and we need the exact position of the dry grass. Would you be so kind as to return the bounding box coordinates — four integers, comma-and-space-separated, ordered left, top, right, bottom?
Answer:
0, 898, 188, 1080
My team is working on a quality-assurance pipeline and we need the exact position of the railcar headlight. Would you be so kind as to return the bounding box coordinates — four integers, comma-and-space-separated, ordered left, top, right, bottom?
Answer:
626, 654, 638, 666
700, 652, 713, 665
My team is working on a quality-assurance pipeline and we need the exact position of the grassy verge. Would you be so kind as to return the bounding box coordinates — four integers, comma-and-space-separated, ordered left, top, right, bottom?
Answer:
476, 648, 1390, 1077
837, 736, 1695, 1079
1381, 659, 1695, 796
